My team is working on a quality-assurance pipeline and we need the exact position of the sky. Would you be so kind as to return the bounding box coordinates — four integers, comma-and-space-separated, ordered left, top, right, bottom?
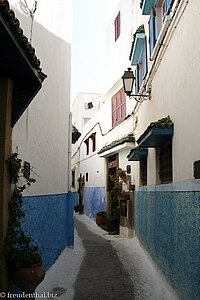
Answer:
71, 0, 119, 102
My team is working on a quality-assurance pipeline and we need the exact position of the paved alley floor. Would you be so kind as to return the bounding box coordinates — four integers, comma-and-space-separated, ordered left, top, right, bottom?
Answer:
73, 217, 135, 300
36, 214, 179, 300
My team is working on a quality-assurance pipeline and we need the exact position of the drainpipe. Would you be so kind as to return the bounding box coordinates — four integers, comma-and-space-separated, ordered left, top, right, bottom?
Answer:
68, 112, 72, 192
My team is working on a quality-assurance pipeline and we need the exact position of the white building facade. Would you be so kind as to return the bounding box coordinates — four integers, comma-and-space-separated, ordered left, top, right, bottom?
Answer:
8, 0, 73, 271
71, 0, 136, 229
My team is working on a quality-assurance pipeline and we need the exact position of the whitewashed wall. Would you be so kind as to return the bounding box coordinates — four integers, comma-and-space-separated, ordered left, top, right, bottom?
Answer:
104, 0, 133, 92
133, 0, 200, 184
10, 0, 72, 195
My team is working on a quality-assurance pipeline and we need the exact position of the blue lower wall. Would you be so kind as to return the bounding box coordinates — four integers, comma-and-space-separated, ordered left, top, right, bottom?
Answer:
22, 192, 74, 271
83, 186, 106, 219
135, 180, 200, 300
72, 191, 79, 206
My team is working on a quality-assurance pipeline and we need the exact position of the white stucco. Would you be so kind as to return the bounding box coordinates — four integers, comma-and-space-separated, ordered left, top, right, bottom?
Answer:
10, 0, 72, 195
104, 0, 133, 92
132, 0, 200, 184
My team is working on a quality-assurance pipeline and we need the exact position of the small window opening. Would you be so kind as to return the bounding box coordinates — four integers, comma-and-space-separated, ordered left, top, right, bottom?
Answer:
159, 141, 172, 184
84, 139, 89, 155
114, 11, 120, 41
140, 159, 147, 186
72, 170, 75, 187
86, 173, 89, 182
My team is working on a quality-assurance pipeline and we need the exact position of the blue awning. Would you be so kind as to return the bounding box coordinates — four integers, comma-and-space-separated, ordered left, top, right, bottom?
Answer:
130, 33, 145, 65
137, 128, 173, 147
127, 149, 148, 161
142, 0, 157, 15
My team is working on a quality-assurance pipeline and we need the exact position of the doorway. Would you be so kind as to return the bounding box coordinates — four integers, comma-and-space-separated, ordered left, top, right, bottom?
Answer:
106, 154, 119, 216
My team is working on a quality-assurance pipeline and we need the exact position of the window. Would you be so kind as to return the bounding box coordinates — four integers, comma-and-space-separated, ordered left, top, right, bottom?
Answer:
135, 37, 148, 94
114, 11, 120, 41
86, 172, 89, 182
72, 170, 75, 187
112, 88, 126, 127
140, 159, 147, 186
90, 133, 96, 152
148, 0, 174, 57
159, 141, 172, 184
84, 138, 89, 155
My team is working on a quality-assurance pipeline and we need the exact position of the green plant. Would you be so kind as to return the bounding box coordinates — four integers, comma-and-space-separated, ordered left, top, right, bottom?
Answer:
3, 153, 42, 269
117, 169, 127, 183
96, 211, 107, 218
106, 174, 124, 233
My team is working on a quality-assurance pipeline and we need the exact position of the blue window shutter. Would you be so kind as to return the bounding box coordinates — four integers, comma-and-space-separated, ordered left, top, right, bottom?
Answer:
142, 37, 148, 80
149, 13, 155, 58
165, 0, 174, 15
135, 67, 139, 95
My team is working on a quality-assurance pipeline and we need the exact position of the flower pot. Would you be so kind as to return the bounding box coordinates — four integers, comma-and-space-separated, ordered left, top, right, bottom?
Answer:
118, 195, 129, 201
129, 184, 135, 191
12, 263, 45, 298
96, 214, 106, 226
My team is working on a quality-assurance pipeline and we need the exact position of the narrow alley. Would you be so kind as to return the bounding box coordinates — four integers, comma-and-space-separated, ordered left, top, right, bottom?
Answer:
36, 214, 179, 300
73, 218, 135, 300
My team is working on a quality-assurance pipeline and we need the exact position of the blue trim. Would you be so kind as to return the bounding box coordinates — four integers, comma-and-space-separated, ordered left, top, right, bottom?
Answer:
149, 13, 156, 58
128, 149, 148, 161
137, 127, 173, 147
142, 0, 157, 15
131, 33, 145, 65
22, 192, 74, 271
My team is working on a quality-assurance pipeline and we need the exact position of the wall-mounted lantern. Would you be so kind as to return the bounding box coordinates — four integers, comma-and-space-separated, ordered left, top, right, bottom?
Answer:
122, 68, 151, 103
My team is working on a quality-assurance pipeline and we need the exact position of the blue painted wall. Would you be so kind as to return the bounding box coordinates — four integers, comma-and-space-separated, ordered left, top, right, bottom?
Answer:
22, 192, 74, 271
83, 186, 106, 219
135, 180, 200, 300
72, 191, 79, 206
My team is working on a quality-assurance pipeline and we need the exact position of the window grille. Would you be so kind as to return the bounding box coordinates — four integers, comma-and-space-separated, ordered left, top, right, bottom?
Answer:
159, 141, 172, 184
140, 159, 147, 186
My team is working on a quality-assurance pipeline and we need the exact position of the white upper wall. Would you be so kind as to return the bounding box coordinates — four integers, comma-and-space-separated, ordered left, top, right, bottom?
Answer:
11, 0, 72, 195
132, 0, 200, 183
71, 92, 102, 132
104, 0, 133, 91
11, 0, 72, 43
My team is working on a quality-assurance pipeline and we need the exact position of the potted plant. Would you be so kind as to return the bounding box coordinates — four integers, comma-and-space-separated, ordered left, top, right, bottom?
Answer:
96, 211, 107, 226
106, 174, 123, 234
117, 169, 127, 183
3, 153, 45, 296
